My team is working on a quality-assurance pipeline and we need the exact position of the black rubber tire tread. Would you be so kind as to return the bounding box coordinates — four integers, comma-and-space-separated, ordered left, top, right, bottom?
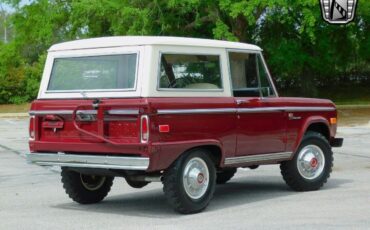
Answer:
216, 168, 237, 184
61, 168, 114, 204
280, 131, 333, 191
162, 149, 216, 214
125, 179, 150, 189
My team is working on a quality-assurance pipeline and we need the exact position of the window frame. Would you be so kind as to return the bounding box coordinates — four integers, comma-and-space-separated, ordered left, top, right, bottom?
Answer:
46, 52, 139, 93
227, 49, 278, 98
38, 46, 144, 99
156, 52, 224, 92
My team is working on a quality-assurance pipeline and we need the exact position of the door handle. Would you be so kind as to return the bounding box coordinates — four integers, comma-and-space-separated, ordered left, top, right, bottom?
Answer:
236, 99, 247, 105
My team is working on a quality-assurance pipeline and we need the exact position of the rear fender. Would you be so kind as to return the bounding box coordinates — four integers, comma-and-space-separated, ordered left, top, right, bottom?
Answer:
148, 139, 223, 172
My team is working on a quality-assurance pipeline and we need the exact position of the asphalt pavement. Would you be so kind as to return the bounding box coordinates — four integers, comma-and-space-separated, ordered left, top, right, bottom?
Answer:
0, 118, 369, 230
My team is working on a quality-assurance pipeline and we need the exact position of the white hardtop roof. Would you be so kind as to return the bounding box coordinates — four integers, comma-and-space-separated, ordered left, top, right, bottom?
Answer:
49, 36, 262, 52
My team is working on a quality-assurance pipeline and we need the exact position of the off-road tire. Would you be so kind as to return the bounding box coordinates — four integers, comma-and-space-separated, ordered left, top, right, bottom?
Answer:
163, 149, 216, 214
280, 131, 333, 191
61, 168, 114, 204
216, 168, 237, 184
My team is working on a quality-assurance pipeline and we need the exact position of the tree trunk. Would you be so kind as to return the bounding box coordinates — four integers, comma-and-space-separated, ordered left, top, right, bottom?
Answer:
301, 64, 318, 98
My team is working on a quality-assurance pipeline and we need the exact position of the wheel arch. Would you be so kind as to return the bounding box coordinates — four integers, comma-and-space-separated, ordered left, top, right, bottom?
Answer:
306, 123, 330, 140
148, 140, 225, 172
292, 116, 330, 154
186, 145, 223, 167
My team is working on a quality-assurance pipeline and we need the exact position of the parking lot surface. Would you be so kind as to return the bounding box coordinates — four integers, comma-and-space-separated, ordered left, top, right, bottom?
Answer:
0, 118, 369, 230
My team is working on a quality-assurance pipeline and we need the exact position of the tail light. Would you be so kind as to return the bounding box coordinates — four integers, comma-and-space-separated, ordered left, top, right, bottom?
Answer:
140, 115, 149, 143
29, 115, 35, 140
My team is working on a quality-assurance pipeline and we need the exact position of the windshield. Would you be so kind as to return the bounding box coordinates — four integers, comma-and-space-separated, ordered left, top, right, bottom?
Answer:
47, 53, 137, 91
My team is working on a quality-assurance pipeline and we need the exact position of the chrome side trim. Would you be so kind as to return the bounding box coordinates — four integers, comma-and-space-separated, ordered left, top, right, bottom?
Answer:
284, 107, 335, 112
29, 110, 73, 115
224, 152, 292, 165
26, 153, 149, 170
29, 109, 140, 116
157, 106, 334, 115
157, 108, 236, 115
104, 117, 137, 122
237, 107, 283, 113
29, 106, 334, 116
107, 109, 139, 115
77, 110, 97, 115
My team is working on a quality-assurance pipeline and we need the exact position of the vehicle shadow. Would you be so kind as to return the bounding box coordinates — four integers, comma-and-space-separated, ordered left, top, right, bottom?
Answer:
54, 188, 176, 218
53, 176, 351, 218
208, 175, 350, 212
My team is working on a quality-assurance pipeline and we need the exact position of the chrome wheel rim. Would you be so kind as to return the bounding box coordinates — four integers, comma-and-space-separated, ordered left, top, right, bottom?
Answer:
80, 174, 106, 191
297, 145, 325, 180
183, 157, 209, 200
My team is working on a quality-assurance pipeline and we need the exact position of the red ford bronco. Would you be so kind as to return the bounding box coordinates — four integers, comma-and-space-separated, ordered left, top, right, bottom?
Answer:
27, 36, 343, 214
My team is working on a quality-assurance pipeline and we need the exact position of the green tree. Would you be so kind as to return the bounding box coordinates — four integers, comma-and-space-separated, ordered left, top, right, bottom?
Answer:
0, 0, 368, 103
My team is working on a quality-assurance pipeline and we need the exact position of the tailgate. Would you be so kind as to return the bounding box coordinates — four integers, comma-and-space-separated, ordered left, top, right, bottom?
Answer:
29, 98, 147, 151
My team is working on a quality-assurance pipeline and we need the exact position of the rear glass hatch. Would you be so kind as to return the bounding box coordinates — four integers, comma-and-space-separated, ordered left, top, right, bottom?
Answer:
31, 48, 146, 148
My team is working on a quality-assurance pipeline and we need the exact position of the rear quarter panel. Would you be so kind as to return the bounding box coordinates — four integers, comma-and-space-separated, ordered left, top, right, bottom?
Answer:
146, 97, 236, 171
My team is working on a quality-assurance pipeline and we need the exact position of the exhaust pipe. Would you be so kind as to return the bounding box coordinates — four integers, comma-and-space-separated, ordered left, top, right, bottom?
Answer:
127, 175, 163, 182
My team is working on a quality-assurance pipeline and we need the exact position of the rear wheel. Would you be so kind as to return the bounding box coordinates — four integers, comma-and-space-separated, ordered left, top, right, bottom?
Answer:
163, 149, 216, 214
61, 168, 114, 204
280, 131, 333, 191
216, 168, 237, 184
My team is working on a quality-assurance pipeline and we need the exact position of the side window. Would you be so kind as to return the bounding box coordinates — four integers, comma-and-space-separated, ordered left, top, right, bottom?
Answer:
229, 52, 275, 97
258, 55, 275, 97
159, 54, 222, 90
229, 52, 259, 97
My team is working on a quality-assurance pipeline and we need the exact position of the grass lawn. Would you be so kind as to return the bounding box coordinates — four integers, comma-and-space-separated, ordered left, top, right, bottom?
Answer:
321, 86, 370, 103
0, 103, 30, 113
280, 85, 370, 105
338, 108, 370, 126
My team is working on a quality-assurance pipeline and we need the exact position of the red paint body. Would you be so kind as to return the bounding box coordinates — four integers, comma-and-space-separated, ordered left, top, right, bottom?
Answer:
29, 97, 337, 172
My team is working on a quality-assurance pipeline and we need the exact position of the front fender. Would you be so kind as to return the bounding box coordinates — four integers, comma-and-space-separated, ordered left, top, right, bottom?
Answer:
292, 116, 330, 155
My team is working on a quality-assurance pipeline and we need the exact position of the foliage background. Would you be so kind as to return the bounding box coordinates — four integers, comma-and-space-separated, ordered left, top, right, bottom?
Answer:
0, 0, 369, 104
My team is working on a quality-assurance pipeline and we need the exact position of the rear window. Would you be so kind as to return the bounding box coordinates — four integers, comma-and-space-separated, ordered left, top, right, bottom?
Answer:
47, 54, 137, 91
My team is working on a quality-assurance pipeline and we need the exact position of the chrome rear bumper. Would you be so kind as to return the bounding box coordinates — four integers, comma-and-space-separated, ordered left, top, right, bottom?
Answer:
26, 152, 149, 170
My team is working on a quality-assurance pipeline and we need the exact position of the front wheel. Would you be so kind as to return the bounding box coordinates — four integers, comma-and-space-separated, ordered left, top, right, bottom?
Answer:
280, 131, 333, 191
163, 149, 216, 214
61, 168, 114, 204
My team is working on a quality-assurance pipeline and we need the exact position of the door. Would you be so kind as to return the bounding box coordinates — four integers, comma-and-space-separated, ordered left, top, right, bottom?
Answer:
228, 51, 287, 156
